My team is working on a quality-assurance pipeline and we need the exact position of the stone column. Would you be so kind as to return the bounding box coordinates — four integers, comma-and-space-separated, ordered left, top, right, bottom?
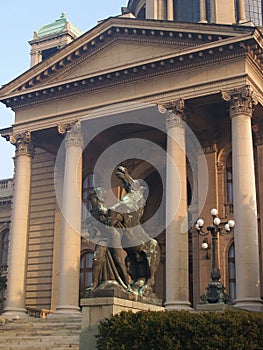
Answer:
238, 0, 247, 23
3, 132, 34, 318
199, 0, 207, 23
162, 99, 191, 310
167, 0, 174, 20
222, 86, 262, 311
53, 122, 83, 316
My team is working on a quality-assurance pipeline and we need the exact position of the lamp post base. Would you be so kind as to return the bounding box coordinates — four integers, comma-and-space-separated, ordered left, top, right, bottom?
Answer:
200, 281, 231, 305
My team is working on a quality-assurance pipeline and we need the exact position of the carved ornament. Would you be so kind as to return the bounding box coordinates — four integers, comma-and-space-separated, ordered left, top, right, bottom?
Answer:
222, 85, 258, 118
8, 131, 34, 157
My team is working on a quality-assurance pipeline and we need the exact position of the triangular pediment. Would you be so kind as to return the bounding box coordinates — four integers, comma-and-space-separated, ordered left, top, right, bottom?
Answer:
0, 16, 259, 102
47, 37, 191, 84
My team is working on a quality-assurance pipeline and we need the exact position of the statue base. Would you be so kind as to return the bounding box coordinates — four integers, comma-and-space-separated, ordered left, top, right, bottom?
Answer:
85, 280, 162, 306
80, 293, 164, 350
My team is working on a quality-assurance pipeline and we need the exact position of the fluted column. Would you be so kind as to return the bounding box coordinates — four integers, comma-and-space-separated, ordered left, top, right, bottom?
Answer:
238, 0, 246, 23
162, 99, 191, 310
3, 132, 34, 318
53, 122, 83, 316
222, 86, 262, 311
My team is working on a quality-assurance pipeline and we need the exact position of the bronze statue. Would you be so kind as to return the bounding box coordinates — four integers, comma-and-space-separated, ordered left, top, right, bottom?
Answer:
87, 166, 160, 297
87, 187, 130, 290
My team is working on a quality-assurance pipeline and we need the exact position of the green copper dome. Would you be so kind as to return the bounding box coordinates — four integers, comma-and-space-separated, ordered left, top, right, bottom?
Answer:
36, 13, 83, 39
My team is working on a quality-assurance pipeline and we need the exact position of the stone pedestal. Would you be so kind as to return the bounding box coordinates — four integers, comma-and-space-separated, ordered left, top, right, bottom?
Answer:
80, 296, 164, 350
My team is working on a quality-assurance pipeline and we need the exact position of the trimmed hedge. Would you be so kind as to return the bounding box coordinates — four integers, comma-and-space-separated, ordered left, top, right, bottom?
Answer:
97, 310, 263, 350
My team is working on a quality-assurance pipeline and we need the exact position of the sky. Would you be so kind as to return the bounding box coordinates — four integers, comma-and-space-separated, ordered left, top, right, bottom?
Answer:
0, 0, 127, 179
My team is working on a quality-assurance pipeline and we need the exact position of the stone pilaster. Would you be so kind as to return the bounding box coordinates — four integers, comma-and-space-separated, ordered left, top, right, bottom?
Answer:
53, 122, 83, 317
160, 99, 191, 310
3, 132, 34, 318
222, 86, 262, 311
167, 0, 174, 20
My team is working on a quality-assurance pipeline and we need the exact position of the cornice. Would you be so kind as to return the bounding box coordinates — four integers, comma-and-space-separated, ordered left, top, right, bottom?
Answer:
2, 39, 254, 109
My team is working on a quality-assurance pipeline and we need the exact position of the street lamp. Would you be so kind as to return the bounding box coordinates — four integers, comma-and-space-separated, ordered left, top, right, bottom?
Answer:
195, 208, 235, 304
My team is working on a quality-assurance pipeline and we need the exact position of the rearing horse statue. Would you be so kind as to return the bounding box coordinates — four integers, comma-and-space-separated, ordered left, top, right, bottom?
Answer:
107, 166, 160, 295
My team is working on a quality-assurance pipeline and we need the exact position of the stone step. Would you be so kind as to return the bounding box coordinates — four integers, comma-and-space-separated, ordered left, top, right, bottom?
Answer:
0, 317, 81, 349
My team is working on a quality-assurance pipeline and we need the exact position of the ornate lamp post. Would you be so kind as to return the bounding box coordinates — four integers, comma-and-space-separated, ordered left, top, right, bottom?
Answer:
195, 209, 235, 304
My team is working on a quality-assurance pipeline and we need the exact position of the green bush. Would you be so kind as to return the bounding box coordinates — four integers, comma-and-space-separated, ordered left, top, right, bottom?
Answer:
96, 310, 263, 350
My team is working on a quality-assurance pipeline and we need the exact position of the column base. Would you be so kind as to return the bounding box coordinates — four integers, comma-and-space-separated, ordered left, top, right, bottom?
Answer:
164, 300, 192, 311
50, 305, 82, 318
1, 307, 28, 319
234, 298, 263, 312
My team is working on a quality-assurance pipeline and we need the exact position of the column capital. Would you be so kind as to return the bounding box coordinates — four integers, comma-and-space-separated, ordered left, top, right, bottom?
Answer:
8, 131, 34, 158
222, 85, 258, 118
158, 99, 185, 129
58, 121, 83, 148
57, 120, 77, 135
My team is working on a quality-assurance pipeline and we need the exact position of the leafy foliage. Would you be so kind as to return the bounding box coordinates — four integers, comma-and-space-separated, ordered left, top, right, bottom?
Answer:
97, 310, 263, 350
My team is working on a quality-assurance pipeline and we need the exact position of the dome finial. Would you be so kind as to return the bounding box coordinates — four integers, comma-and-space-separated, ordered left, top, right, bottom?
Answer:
61, 12, 66, 19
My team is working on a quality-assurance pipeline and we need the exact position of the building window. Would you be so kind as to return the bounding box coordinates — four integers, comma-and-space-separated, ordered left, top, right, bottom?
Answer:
228, 243, 236, 302
0, 229, 9, 271
244, 0, 262, 25
225, 152, 233, 214
79, 250, 93, 298
236, 0, 263, 25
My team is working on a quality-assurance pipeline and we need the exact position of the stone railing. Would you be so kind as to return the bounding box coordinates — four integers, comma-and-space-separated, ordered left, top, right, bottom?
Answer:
0, 179, 13, 199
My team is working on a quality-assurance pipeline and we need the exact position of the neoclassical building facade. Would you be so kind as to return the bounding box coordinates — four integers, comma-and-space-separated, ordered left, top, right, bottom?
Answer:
0, 0, 263, 317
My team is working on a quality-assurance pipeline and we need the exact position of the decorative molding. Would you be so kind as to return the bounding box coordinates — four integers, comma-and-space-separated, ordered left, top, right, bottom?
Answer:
8, 131, 34, 158
222, 85, 258, 118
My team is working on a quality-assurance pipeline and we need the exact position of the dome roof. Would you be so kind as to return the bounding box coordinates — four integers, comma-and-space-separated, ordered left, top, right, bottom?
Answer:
35, 13, 83, 39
